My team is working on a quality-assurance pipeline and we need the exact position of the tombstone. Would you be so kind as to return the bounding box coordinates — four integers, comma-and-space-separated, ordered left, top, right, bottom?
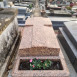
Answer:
12, 0, 70, 77
59, 21, 77, 72
0, 8, 18, 77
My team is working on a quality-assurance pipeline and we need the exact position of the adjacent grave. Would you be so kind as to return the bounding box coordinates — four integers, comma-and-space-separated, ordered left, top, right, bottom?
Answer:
0, 8, 19, 77
59, 21, 77, 72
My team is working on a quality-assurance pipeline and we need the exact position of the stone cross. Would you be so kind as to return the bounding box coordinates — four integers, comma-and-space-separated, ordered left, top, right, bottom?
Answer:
33, 0, 41, 17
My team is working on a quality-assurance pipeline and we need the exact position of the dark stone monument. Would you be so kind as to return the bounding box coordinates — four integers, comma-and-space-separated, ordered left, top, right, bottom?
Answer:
59, 21, 77, 72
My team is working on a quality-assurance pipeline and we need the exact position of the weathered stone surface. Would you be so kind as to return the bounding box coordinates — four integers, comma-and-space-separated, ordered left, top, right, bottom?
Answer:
18, 17, 60, 56
0, 8, 18, 68
0, 8, 18, 15
0, 34, 19, 77
12, 18, 69, 77
18, 27, 24, 36
0, 8, 18, 35
63, 21, 77, 49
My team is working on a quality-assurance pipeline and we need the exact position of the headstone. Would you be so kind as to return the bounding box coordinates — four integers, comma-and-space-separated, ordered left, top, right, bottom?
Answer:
0, 2, 4, 8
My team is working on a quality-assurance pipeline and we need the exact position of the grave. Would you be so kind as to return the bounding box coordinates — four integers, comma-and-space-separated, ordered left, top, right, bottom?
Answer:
59, 21, 77, 72
63, 22, 77, 49
0, 8, 19, 77
12, 0, 69, 77
18, 17, 60, 56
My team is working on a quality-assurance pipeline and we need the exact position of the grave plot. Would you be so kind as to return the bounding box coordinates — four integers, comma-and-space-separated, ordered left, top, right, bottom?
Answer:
59, 21, 77, 72
12, 0, 69, 77
12, 17, 69, 77
0, 8, 19, 77
18, 17, 60, 56
12, 56, 69, 77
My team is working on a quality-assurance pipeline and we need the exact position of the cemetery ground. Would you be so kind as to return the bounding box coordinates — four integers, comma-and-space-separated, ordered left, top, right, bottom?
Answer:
0, 0, 77, 77
1, 3, 77, 77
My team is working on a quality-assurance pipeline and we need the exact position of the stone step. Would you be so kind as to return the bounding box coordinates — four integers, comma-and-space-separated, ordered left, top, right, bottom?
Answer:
63, 21, 77, 49
59, 28, 77, 72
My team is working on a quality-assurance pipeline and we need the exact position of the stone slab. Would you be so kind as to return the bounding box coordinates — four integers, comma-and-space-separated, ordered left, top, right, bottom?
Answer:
18, 17, 60, 56
12, 55, 69, 77
0, 34, 19, 77
58, 34, 77, 77
63, 21, 77, 49
59, 28, 77, 58
59, 28, 77, 72
53, 10, 72, 17
58, 34, 76, 64
19, 47, 59, 56
0, 8, 18, 34
52, 21, 65, 30
0, 8, 18, 15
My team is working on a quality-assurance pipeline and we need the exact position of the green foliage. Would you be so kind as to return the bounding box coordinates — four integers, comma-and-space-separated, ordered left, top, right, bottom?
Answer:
43, 59, 52, 69
30, 58, 52, 70
30, 58, 42, 70
29, 4, 33, 9
66, 6, 72, 10
0, 0, 3, 2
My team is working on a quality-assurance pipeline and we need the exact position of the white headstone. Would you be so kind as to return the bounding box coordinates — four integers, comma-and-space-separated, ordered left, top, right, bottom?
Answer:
0, 2, 4, 8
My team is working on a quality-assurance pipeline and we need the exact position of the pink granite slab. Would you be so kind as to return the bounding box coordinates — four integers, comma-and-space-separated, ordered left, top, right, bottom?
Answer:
12, 17, 69, 77
12, 55, 69, 77
18, 17, 60, 56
